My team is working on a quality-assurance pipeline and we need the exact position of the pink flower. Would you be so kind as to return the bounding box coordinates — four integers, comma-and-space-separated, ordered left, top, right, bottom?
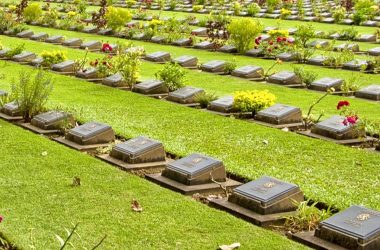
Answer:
0, 215, 3, 223
343, 115, 358, 126
337, 100, 350, 110
102, 43, 113, 52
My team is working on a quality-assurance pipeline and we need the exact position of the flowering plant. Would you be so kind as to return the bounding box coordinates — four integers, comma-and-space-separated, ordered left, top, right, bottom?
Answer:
101, 43, 113, 53
256, 35, 293, 58
336, 100, 361, 127
233, 90, 276, 115
89, 55, 113, 78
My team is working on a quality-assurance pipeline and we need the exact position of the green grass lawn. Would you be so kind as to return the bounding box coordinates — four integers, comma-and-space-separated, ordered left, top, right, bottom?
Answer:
0, 61, 379, 212
1, 32, 380, 124
0, 120, 309, 249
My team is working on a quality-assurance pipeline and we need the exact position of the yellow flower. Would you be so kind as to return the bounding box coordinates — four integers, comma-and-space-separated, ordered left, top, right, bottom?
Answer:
316, 44, 321, 49
68, 11, 77, 17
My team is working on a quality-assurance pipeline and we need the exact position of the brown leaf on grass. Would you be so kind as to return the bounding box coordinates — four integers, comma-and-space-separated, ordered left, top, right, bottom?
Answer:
218, 242, 241, 250
72, 176, 81, 187
131, 199, 143, 212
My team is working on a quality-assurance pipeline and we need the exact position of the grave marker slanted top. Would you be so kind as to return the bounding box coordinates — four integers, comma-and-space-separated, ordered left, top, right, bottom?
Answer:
162, 153, 226, 185
31, 111, 73, 130
52, 60, 75, 73
110, 136, 166, 164
229, 176, 303, 215
232, 65, 263, 79
316, 205, 380, 249
133, 79, 168, 94
309, 77, 343, 91
267, 71, 302, 85
200, 60, 226, 73
355, 84, 380, 100
65, 122, 115, 145
1, 101, 21, 116
255, 104, 302, 125
145, 51, 171, 62
208, 95, 234, 113
173, 55, 198, 67
167, 86, 204, 104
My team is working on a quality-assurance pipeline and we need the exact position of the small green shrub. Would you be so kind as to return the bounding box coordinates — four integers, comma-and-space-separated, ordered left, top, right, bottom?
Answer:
11, 69, 53, 122
155, 62, 186, 91
5, 43, 25, 59
40, 50, 67, 67
233, 90, 276, 114
194, 92, 218, 108
112, 47, 144, 87
23, 3, 42, 23
105, 7, 132, 31
227, 19, 263, 54
294, 24, 315, 47
247, 3, 260, 16
293, 66, 318, 86
332, 7, 346, 23
284, 199, 332, 232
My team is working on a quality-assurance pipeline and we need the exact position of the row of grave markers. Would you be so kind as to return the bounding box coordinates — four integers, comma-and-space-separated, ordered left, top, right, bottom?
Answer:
5, 29, 380, 102
0, 105, 378, 250
52, 0, 380, 28
0, 41, 378, 147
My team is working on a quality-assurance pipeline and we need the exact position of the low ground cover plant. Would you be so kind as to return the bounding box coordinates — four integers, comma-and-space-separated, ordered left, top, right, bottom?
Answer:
233, 90, 276, 115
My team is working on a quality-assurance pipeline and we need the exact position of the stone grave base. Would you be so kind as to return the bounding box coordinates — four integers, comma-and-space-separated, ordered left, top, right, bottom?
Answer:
164, 99, 201, 108
297, 130, 375, 145
292, 231, 347, 250
205, 109, 252, 118
252, 120, 304, 129
96, 154, 172, 172
19, 122, 61, 135
146, 173, 241, 195
0, 112, 23, 121
210, 198, 296, 227
50, 70, 75, 76
53, 137, 111, 152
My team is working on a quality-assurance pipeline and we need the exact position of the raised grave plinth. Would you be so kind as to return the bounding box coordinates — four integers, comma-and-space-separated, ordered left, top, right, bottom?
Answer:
12, 52, 36, 63
98, 136, 170, 171
145, 51, 171, 63
0, 101, 23, 121
83, 26, 98, 33
172, 38, 192, 47
21, 111, 74, 134
368, 47, 380, 56
54, 121, 115, 151
208, 96, 235, 114
194, 41, 214, 50
191, 27, 207, 36
294, 205, 380, 250
355, 85, 380, 101
333, 43, 360, 52
267, 71, 302, 86
30, 32, 48, 41
147, 153, 241, 195
16, 30, 34, 38
309, 77, 343, 92
102, 73, 124, 87
151, 36, 166, 44
80, 41, 101, 51
254, 104, 303, 128
76, 68, 100, 80
200, 60, 226, 73
231, 65, 263, 79
51, 60, 75, 74
173, 55, 198, 68
307, 55, 327, 66
210, 176, 303, 226
299, 115, 369, 144
218, 45, 237, 53
133, 80, 168, 95
45, 35, 64, 44
62, 38, 82, 47
307, 40, 329, 49
343, 59, 368, 71
167, 86, 204, 105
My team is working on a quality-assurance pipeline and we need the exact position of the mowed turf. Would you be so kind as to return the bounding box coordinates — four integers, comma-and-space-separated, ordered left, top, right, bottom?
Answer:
1, 34, 380, 123
0, 120, 309, 249
0, 62, 379, 212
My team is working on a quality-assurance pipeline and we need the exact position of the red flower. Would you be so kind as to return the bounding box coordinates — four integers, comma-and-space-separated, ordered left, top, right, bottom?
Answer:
276, 37, 282, 42
0, 215, 3, 223
258, 36, 262, 40
268, 48, 272, 52
269, 40, 274, 45
337, 100, 350, 110
255, 38, 260, 45
282, 37, 287, 42
102, 43, 113, 52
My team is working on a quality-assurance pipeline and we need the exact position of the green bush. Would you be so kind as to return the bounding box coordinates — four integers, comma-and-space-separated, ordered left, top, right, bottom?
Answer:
293, 66, 318, 86
105, 7, 132, 31
5, 43, 25, 59
227, 19, 263, 54
11, 69, 53, 122
112, 47, 144, 87
233, 90, 276, 114
194, 92, 218, 108
294, 24, 315, 47
40, 50, 67, 67
155, 62, 186, 91
23, 3, 42, 23
247, 3, 260, 16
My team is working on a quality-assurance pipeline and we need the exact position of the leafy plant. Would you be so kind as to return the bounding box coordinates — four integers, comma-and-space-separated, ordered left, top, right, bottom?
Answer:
155, 62, 186, 91
5, 43, 25, 59
105, 7, 132, 31
41, 8, 59, 27
292, 66, 318, 86
342, 73, 361, 94
227, 19, 263, 54
339, 27, 359, 40
284, 199, 332, 232
10, 69, 53, 122
247, 3, 260, 16
332, 7, 346, 23
22, 3, 42, 23
0, 9, 17, 32
303, 89, 334, 129
224, 59, 237, 74
112, 47, 144, 87
294, 24, 315, 47
40, 50, 67, 67
233, 90, 276, 115
194, 92, 218, 108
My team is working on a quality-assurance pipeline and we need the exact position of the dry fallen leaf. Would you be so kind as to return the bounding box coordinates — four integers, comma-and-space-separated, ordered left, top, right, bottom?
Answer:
219, 242, 241, 250
41, 151, 48, 156
72, 176, 81, 187
131, 199, 143, 212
